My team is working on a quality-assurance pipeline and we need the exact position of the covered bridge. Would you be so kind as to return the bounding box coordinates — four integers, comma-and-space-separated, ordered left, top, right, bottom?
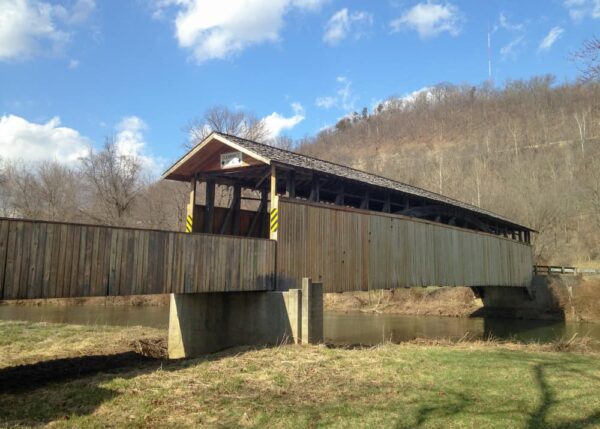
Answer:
163, 132, 534, 292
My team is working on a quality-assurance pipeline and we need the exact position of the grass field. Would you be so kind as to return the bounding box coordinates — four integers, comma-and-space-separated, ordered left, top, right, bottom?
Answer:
1, 320, 599, 428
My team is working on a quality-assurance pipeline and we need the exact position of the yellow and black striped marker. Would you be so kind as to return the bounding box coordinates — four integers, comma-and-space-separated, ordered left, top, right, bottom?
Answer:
186, 215, 193, 233
270, 208, 278, 233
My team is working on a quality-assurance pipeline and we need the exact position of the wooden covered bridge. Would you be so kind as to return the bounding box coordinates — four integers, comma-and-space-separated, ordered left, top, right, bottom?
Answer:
0, 132, 536, 357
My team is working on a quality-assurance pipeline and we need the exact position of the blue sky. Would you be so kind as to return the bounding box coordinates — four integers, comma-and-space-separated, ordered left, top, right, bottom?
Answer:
0, 0, 598, 175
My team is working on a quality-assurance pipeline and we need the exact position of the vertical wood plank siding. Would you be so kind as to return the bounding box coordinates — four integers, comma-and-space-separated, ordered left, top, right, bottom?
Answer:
0, 218, 275, 300
276, 199, 533, 292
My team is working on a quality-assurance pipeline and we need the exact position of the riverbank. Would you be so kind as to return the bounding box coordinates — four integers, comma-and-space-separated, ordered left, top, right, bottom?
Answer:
1, 321, 600, 428
3, 276, 600, 322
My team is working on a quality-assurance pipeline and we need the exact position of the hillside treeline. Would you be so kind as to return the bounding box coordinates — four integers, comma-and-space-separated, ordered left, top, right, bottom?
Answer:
298, 76, 600, 264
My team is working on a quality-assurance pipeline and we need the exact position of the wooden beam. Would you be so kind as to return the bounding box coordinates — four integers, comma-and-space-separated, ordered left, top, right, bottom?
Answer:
185, 176, 197, 233
255, 169, 271, 189
204, 179, 215, 234
248, 189, 267, 237
219, 184, 241, 235
360, 190, 369, 210
335, 183, 345, 205
270, 165, 279, 241
382, 192, 391, 213
286, 170, 296, 198
309, 177, 320, 202
232, 184, 241, 235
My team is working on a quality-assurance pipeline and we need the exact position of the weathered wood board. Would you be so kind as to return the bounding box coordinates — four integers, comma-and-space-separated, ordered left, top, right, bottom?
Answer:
0, 218, 275, 300
276, 199, 533, 292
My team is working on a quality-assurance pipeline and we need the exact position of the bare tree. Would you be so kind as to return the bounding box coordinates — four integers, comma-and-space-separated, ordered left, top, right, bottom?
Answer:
80, 137, 145, 225
0, 161, 82, 221
271, 135, 295, 151
187, 105, 269, 148
572, 36, 600, 82
0, 158, 10, 217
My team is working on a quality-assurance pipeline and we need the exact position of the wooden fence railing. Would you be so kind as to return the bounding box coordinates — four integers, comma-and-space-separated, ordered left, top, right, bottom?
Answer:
0, 218, 276, 300
533, 265, 600, 276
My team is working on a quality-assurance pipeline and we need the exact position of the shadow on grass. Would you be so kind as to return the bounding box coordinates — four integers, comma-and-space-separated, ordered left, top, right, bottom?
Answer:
526, 362, 600, 429
0, 346, 260, 426
406, 354, 600, 429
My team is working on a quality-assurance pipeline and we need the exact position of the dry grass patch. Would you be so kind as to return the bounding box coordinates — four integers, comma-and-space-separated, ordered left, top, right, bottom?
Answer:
1, 321, 600, 428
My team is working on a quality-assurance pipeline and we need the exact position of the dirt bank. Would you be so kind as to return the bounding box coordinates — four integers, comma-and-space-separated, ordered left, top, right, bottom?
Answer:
0, 294, 169, 307
325, 277, 600, 321
547, 276, 600, 322
324, 287, 483, 317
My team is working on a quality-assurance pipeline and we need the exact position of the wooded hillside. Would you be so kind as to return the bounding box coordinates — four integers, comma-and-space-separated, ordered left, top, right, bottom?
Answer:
297, 76, 600, 264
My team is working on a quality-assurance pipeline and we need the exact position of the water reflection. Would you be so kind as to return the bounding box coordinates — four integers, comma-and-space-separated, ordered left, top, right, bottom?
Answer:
0, 305, 168, 329
1, 304, 599, 347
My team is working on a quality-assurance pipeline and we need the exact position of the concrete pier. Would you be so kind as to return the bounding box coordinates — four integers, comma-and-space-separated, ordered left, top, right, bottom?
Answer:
168, 278, 323, 359
302, 278, 323, 344
472, 276, 564, 319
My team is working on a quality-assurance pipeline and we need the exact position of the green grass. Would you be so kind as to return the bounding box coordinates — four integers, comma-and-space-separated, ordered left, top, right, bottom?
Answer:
1, 321, 599, 428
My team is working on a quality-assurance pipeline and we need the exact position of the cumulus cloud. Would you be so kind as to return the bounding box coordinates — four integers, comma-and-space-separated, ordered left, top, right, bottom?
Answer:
390, 1, 463, 38
538, 26, 564, 52
563, 0, 600, 21
153, 0, 327, 63
0, 0, 95, 61
315, 76, 356, 111
262, 102, 305, 139
0, 115, 90, 165
0, 114, 163, 176
323, 8, 373, 45
114, 116, 164, 176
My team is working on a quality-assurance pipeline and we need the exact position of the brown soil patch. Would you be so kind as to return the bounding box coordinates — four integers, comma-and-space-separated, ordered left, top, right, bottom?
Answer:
324, 287, 482, 317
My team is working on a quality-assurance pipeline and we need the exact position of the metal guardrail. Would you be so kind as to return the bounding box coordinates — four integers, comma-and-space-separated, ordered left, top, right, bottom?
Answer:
534, 265, 600, 276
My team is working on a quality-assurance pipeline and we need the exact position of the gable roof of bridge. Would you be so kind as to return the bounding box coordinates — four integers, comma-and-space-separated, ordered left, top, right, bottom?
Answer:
162, 131, 533, 231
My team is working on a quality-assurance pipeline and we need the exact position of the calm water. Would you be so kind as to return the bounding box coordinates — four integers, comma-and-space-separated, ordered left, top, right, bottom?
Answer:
1, 305, 599, 347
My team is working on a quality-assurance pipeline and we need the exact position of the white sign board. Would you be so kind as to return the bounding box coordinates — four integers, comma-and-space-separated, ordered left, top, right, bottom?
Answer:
220, 151, 243, 169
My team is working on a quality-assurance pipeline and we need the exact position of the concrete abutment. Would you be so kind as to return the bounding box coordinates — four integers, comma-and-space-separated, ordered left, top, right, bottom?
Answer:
168, 278, 323, 359
471, 276, 564, 319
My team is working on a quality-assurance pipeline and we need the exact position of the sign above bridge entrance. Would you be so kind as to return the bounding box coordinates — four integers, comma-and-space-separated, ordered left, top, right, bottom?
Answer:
220, 151, 243, 169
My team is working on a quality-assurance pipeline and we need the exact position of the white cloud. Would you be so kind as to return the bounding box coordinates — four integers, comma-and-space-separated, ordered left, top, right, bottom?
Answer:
154, 0, 327, 63
0, 115, 90, 165
0, 0, 95, 61
497, 12, 524, 32
0, 114, 163, 177
68, 59, 80, 69
500, 35, 525, 60
538, 26, 564, 52
114, 116, 163, 177
262, 102, 305, 139
390, 1, 463, 38
493, 12, 527, 61
323, 8, 373, 45
315, 96, 336, 109
564, 0, 600, 21
315, 76, 356, 111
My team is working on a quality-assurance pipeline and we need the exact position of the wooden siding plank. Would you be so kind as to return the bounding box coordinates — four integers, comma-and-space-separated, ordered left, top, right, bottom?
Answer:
0, 220, 10, 299
276, 199, 533, 293
0, 218, 275, 299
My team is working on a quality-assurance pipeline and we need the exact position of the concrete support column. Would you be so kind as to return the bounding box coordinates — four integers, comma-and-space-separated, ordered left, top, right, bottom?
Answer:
301, 278, 323, 344
284, 288, 302, 344
167, 281, 323, 359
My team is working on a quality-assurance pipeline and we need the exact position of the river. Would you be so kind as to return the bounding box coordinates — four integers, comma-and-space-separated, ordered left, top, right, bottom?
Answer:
1, 304, 599, 347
